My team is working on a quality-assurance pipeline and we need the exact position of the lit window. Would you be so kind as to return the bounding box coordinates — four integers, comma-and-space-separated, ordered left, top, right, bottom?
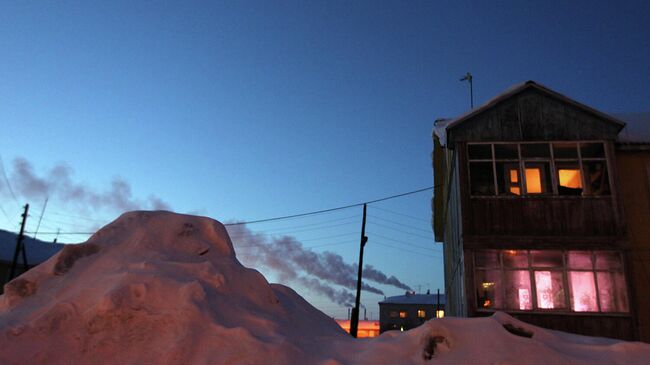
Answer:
468, 142, 609, 197
417, 309, 426, 318
435, 310, 445, 318
474, 250, 627, 313
568, 271, 598, 311
399, 311, 407, 318
523, 163, 551, 194
535, 271, 565, 309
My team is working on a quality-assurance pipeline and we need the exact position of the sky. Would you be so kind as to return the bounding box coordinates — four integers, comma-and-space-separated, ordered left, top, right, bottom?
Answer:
1, 0, 649, 319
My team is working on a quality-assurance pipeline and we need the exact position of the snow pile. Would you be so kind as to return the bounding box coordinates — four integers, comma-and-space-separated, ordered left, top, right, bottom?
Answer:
2, 211, 649, 365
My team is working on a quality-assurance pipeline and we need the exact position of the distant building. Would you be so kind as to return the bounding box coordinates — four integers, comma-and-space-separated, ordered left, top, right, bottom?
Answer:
432, 81, 648, 341
335, 319, 380, 338
379, 291, 445, 333
0, 230, 64, 293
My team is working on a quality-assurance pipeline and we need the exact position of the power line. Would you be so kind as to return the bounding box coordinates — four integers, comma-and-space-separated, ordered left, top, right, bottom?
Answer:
371, 205, 432, 224
29, 186, 437, 237
223, 186, 434, 227
226, 215, 359, 237
0, 155, 20, 209
367, 214, 433, 235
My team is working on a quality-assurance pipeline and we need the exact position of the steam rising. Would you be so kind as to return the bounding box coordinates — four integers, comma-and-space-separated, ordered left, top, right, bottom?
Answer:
227, 223, 411, 307
3, 157, 170, 212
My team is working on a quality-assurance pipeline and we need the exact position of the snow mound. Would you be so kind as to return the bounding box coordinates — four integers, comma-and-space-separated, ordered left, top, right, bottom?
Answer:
0, 211, 347, 364
2, 211, 649, 365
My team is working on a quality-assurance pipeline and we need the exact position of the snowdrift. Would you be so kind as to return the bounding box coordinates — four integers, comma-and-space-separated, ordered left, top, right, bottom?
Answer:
1, 211, 649, 364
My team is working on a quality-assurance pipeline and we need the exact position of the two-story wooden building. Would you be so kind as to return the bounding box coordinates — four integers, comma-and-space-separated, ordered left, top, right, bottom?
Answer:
432, 81, 638, 340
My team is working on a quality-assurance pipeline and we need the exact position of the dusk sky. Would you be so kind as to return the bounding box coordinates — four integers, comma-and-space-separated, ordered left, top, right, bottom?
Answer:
1, 1, 649, 319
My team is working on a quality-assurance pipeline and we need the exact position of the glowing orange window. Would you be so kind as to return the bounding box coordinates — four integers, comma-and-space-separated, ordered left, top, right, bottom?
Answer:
525, 168, 542, 194
558, 169, 582, 189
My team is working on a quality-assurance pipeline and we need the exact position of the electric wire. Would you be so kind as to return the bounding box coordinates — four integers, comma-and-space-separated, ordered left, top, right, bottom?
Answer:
367, 214, 432, 234
371, 205, 432, 223
0, 155, 20, 209
223, 186, 434, 226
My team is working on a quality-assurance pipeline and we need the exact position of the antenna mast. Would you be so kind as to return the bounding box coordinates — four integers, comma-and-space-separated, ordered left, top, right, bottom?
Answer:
460, 72, 474, 109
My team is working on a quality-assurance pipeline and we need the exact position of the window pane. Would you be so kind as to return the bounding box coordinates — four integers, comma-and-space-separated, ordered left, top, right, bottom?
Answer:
569, 271, 598, 312
553, 142, 578, 159
503, 250, 528, 268
583, 161, 610, 195
581, 142, 605, 158
534, 271, 566, 309
597, 272, 629, 312
470, 162, 495, 195
417, 309, 426, 318
531, 250, 563, 267
496, 162, 521, 195
494, 144, 518, 159
595, 251, 622, 270
567, 251, 592, 269
556, 161, 583, 196
505, 270, 532, 310
523, 162, 552, 194
468, 144, 492, 160
475, 250, 499, 268
521, 143, 550, 158
476, 269, 502, 309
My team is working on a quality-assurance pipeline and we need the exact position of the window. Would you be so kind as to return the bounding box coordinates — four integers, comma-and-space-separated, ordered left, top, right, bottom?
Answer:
389, 311, 398, 318
435, 309, 445, 318
474, 249, 628, 313
399, 311, 408, 318
467, 142, 610, 197
417, 309, 426, 318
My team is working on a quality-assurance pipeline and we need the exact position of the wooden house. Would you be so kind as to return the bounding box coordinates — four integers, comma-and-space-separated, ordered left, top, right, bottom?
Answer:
432, 81, 639, 340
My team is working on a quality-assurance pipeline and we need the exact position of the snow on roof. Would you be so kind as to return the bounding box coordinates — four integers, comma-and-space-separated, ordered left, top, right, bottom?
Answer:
380, 292, 446, 305
0, 230, 64, 264
615, 112, 650, 144
1, 211, 649, 364
433, 118, 451, 146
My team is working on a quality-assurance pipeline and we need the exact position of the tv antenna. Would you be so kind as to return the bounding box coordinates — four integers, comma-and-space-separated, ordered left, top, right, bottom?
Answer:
460, 72, 474, 109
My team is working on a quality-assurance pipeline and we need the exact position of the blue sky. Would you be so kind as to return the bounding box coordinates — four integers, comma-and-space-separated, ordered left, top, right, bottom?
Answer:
1, 1, 649, 319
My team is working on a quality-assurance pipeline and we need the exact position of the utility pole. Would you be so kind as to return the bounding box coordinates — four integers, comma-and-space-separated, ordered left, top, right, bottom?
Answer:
350, 203, 368, 338
8, 204, 30, 281
460, 72, 474, 109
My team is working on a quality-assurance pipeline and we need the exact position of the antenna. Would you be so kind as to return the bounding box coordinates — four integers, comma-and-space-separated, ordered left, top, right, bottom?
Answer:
460, 72, 474, 109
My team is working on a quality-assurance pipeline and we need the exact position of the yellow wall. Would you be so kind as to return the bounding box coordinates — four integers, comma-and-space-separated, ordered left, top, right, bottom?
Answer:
616, 149, 650, 342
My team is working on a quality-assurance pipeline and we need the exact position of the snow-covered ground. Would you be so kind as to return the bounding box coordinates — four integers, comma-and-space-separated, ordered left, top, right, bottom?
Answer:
1, 211, 649, 364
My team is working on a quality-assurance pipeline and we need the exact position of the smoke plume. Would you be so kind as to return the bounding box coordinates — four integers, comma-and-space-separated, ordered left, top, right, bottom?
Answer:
227, 223, 411, 307
3, 157, 171, 213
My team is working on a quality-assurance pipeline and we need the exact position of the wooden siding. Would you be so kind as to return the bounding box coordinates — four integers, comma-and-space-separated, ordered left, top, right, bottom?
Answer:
466, 196, 620, 237
510, 313, 636, 341
616, 149, 650, 342
448, 88, 622, 146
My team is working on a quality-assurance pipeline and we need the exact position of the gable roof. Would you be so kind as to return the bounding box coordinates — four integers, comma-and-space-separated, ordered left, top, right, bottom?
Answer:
447, 81, 626, 131
434, 81, 627, 147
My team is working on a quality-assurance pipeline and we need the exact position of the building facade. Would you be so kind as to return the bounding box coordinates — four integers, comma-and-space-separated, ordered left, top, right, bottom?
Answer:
433, 81, 640, 340
378, 292, 445, 333
615, 118, 650, 342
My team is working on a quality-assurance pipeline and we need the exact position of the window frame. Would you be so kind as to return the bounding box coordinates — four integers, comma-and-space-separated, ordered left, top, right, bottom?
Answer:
473, 249, 629, 314
467, 141, 611, 198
